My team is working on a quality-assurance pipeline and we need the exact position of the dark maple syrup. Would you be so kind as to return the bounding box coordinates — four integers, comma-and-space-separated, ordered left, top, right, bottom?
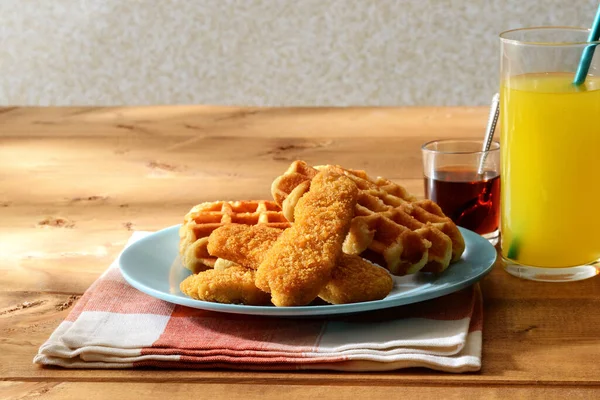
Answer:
424, 166, 500, 235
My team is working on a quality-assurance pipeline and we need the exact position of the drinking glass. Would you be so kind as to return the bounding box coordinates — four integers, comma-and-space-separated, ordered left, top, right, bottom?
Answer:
500, 27, 600, 281
422, 139, 500, 244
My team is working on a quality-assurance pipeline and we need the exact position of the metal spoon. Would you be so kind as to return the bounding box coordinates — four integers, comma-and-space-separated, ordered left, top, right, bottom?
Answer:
454, 94, 500, 232
477, 93, 500, 175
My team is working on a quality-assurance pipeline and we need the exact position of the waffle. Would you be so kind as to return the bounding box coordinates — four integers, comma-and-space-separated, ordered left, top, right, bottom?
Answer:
270, 161, 465, 275
179, 200, 291, 273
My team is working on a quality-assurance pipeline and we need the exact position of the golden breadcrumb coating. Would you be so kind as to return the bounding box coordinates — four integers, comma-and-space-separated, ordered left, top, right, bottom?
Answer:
207, 224, 393, 304
207, 224, 282, 269
179, 266, 271, 305
318, 254, 393, 304
270, 160, 465, 276
255, 170, 359, 306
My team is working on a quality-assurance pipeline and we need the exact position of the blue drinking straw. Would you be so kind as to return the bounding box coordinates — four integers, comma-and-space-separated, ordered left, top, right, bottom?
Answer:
573, 3, 600, 85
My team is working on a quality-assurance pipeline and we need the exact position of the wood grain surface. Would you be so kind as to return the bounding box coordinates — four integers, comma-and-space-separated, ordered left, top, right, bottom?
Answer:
1, 106, 599, 399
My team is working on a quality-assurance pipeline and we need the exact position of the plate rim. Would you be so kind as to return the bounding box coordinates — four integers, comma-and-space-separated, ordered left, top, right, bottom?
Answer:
119, 225, 496, 317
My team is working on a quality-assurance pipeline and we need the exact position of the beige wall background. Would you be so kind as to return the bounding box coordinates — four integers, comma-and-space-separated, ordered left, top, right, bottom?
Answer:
0, 0, 597, 106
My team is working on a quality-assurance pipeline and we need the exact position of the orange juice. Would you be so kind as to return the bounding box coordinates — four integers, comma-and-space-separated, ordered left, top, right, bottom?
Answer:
501, 72, 600, 267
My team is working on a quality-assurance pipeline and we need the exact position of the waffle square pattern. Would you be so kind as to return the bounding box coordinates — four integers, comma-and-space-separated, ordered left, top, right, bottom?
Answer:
270, 161, 465, 275
179, 200, 291, 272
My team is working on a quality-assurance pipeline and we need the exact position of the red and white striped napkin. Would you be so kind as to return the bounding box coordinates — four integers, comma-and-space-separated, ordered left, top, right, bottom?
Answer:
34, 232, 483, 372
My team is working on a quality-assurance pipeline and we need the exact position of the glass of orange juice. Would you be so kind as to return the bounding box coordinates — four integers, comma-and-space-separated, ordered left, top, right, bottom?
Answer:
500, 27, 600, 281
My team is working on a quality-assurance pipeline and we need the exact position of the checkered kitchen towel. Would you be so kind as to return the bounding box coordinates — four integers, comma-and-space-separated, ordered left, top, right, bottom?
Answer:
35, 232, 483, 372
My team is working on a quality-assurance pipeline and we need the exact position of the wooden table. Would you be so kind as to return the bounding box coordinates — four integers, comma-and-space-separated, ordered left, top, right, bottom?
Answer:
1, 106, 599, 399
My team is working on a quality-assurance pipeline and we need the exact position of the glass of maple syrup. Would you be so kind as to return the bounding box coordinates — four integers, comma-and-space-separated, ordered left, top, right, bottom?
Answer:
422, 139, 500, 244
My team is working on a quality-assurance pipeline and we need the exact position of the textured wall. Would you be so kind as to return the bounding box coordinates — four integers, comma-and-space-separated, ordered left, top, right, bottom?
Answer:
0, 0, 597, 106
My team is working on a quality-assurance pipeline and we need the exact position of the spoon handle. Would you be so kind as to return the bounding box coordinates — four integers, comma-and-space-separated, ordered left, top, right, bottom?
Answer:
478, 93, 500, 175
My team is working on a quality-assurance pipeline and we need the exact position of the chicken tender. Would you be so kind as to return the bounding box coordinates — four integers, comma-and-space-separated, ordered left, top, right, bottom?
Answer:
319, 254, 393, 304
179, 266, 271, 305
207, 224, 282, 269
206, 224, 393, 305
255, 170, 359, 306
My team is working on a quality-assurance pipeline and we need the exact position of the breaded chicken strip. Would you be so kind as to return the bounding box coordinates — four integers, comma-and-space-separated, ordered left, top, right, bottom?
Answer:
208, 225, 393, 304
255, 170, 359, 306
179, 266, 271, 305
207, 224, 282, 269
319, 254, 393, 304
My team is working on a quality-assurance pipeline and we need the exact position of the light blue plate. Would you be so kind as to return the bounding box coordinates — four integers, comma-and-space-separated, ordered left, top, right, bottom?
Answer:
119, 225, 496, 317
